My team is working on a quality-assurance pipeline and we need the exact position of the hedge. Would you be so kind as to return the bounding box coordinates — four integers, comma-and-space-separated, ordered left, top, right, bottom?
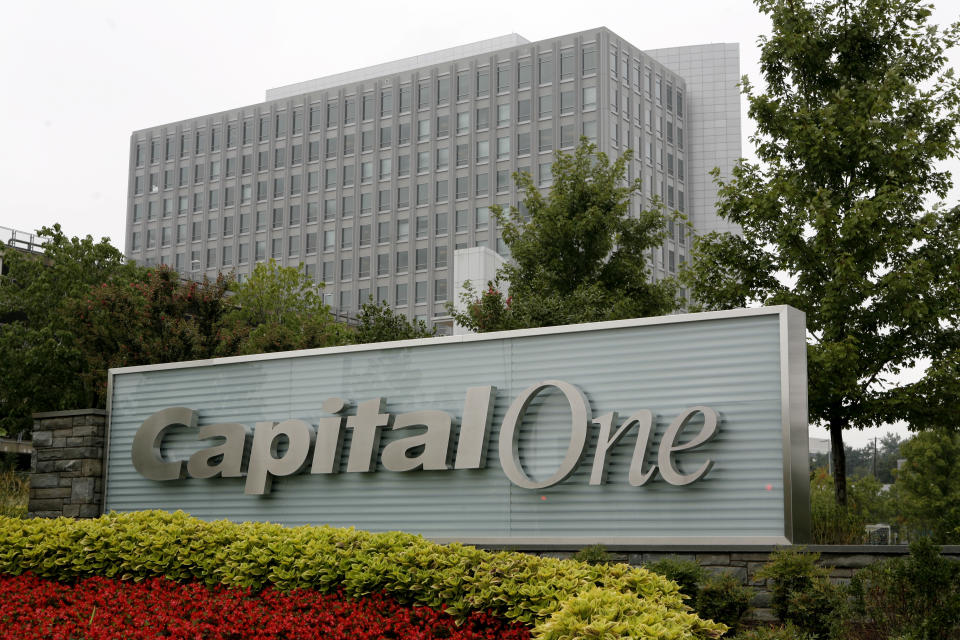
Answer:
0, 511, 726, 639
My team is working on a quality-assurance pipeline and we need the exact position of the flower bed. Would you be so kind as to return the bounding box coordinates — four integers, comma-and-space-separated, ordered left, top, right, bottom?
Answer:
0, 573, 531, 640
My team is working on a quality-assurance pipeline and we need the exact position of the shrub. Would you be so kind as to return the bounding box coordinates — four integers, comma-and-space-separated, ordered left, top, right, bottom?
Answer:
0, 511, 727, 640
645, 557, 706, 609
0, 469, 27, 518
754, 548, 839, 638
696, 572, 753, 634
729, 623, 814, 640
838, 537, 960, 640
572, 544, 614, 566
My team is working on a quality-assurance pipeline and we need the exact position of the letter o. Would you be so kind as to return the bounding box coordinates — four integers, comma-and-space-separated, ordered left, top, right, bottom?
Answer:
498, 380, 591, 489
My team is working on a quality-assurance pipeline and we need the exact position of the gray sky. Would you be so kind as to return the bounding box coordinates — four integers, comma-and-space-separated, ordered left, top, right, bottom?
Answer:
1, 0, 957, 447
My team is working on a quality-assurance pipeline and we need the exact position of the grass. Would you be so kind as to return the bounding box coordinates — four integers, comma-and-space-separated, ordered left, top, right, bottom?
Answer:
0, 468, 28, 518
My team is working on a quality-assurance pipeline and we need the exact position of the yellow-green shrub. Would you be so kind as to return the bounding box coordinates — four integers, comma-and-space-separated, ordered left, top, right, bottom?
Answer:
0, 511, 726, 639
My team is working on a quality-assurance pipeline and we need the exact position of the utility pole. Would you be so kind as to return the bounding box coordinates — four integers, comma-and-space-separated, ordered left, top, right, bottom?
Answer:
873, 437, 878, 479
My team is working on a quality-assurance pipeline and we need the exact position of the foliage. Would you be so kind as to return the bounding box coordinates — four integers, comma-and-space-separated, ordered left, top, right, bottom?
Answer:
838, 538, 960, 640
810, 470, 897, 544
754, 548, 839, 638
895, 430, 960, 543
0, 511, 726, 640
729, 624, 814, 640
0, 470, 27, 519
0, 573, 531, 640
681, 0, 960, 506
451, 139, 679, 332
645, 557, 706, 610
811, 433, 904, 484
0, 225, 140, 435
572, 544, 614, 566
71, 266, 240, 407
695, 573, 753, 635
354, 298, 436, 344
224, 260, 350, 354
454, 279, 518, 333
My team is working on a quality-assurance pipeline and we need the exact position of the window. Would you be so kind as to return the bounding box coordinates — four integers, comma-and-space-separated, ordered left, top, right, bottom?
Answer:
434, 278, 447, 302
436, 179, 448, 202
222, 215, 234, 236
344, 97, 356, 124
476, 140, 489, 162
517, 98, 530, 122
475, 206, 489, 229
538, 53, 553, 84
435, 211, 448, 235
289, 204, 301, 225
539, 128, 553, 152
306, 202, 319, 223
497, 103, 510, 127
377, 189, 389, 211
308, 171, 320, 192
539, 94, 553, 118
381, 90, 393, 117
324, 198, 336, 220
455, 209, 469, 232
552, 47, 571, 80
476, 107, 489, 130
378, 221, 390, 244
396, 249, 409, 272
415, 281, 427, 304
416, 183, 428, 206
396, 283, 408, 305
289, 174, 301, 196
362, 94, 375, 121
288, 235, 299, 258
497, 169, 510, 193
582, 86, 597, 110
256, 240, 266, 261
361, 161, 373, 183
539, 162, 553, 186
340, 258, 353, 279
343, 164, 354, 186
397, 186, 409, 208
518, 57, 531, 88
360, 192, 373, 214
676, 91, 684, 117
415, 215, 429, 239
417, 119, 430, 142
457, 71, 470, 100
341, 227, 353, 249
380, 126, 392, 148
379, 157, 392, 180
326, 102, 338, 128
290, 144, 302, 165
398, 122, 410, 145
456, 143, 469, 167
456, 176, 468, 199
323, 229, 335, 251
322, 260, 334, 282
497, 136, 510, 159
361, 130, 374, 152
397, 219, 409, 241
582, 44, 597, 74
273, 177, 284, 198
418, 80, 431, 109
475, 172, 488, 196
560, 90, 575, 115
399, 85, 412, 112
242, 154, 253, 174
436, 147, 448, 170
377, 253, 390, 276
517, 132, 530, 155
583, 119, 597, 142
376, 285, 388, 304
560, 124, 575, 148
476, 67, 489, 96
342, 194, 355, 216
358, 256, 370, 278
274, 113, 287, 138
417, 151, 430, 173
207, 246, 217, 266
436, 115, 449, 137
434, 245, 448, 269
497, 62, 510, 93
416, 248, 427, 270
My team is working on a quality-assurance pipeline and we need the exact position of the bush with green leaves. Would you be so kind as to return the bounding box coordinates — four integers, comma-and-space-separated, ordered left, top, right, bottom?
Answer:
696, 572, 753, 635
729, 623, 814, 640
838, 538, 960, 640
0, 511, 726, 640
755, 548, 839, 638
572, 544, 614, 566
645, 557, 706, 609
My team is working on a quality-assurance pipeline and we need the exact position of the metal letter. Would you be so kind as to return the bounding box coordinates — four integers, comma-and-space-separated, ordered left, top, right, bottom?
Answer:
311, 416, 344, 474
186, 422, 249, 479
590, 410, 655, 485
382, 411, 452, 472
345, 398, 391, 472
454, 386, 496, 469
244, 419, 314, 495
498, 380, 591, 490
657, 406, 719, 486
131, 407, 197, 481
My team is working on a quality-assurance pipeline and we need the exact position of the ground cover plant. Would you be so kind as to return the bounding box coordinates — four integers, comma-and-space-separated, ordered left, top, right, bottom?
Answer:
0, 511, 726, 640
0, 572, 530, 640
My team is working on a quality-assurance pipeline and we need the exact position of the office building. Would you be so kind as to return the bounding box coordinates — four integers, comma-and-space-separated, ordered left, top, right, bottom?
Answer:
125, 27, 740, 332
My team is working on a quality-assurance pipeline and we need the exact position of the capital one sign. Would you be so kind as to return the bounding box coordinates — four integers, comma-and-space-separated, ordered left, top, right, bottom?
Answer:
107, 308, 811, 544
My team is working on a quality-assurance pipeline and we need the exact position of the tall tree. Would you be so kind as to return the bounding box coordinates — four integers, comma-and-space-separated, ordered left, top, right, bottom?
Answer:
452, 139, 679, 332
896, 430, 960, 543
0, 225, 140, 434
682, 0, 960, 504
223, 259, 350, 354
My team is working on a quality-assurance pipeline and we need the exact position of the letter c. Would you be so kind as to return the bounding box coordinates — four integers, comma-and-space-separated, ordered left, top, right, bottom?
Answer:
131, 407, 197, 481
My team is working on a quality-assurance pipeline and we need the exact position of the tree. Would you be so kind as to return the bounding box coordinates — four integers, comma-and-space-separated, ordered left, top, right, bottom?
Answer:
682, 0, 960, 505
223, 260, 350, 354
354, 298, 435, 344
896, 430, 960, 543
0, 225, 140, 435
71, 267, 240, 406
452, 139, 679, 332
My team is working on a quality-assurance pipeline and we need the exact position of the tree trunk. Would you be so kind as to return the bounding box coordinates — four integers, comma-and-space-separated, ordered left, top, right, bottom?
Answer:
829, 419, 847, 506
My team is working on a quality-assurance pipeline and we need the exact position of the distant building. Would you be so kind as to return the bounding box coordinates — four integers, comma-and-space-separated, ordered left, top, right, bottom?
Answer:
125, 28, 741, 331
809, 437, 831, 455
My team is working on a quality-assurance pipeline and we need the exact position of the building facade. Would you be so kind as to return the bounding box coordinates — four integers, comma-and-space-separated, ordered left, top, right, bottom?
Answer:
125, 27, 740, 332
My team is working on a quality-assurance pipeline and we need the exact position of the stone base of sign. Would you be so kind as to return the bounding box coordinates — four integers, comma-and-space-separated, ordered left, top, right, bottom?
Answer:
27, 409, 106, 519
520, 544, 960, 622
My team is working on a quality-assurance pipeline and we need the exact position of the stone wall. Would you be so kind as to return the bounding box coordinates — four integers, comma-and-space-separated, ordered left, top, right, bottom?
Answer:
27, 409, 106, 519
518, 544, 960, 622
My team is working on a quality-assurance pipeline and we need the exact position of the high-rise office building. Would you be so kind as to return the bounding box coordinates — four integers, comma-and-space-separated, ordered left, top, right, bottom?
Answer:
125, 27, 740, 333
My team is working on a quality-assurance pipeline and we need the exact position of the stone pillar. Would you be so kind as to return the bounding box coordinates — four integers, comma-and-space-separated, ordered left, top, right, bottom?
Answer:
28, 409, 107, 519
